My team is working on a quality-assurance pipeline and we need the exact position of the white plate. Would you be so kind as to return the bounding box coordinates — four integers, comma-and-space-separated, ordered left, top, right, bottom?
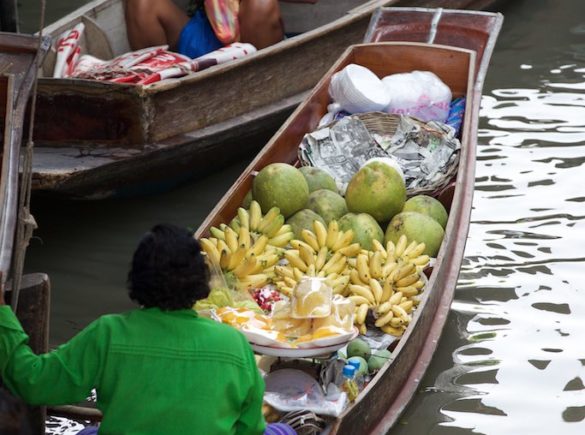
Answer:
250, 328, 359, 358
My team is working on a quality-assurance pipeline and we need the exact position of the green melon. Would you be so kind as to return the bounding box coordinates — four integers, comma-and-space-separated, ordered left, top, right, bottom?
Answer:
306, 189, 348, 224
403, 195, 449, 228
345, 161, 406, 224
385, 212, 445, 257
299, 166, 338, 193
253, 163, 309, 218
286, 209, 326, 239
338, 213, 384, 251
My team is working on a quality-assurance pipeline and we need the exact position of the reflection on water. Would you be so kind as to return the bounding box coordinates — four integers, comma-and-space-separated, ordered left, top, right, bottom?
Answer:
392, 1, 585, 433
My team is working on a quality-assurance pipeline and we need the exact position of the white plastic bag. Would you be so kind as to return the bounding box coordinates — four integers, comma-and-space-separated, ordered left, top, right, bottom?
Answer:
329, 64, 391, 114
264, 369, 348, 417
381, 70, 452, 122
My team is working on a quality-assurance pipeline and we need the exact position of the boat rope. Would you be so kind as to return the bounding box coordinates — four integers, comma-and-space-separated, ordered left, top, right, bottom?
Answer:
427, 8, 443, 44
10, 0, 46, 311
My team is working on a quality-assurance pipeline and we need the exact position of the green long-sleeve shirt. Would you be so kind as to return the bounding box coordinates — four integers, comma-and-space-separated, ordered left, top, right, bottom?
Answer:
0, 305, 266, 435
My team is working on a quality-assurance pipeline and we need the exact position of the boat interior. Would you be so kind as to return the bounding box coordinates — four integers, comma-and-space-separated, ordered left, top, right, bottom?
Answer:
40, 0, 374, 76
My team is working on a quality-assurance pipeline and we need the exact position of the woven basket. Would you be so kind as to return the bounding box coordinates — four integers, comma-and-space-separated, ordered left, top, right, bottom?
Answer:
327, 112, 459, 197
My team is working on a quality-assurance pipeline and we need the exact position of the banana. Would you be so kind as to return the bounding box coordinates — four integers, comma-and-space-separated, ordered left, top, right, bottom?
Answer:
381, 325, 404, 336
238, 226, 251, 249
385, 240, 396, 260
275, 265, 294, 280
369, 278, 383, 304
381, 279, 393, 302
338, 243, 361, 257
322, 252, 343, 273
394, 234, 408, 258
264, 214, 285, 238
356, 254, 370, 284
349, 284, 376, 305
249, 235, 269, 256
233, 255, 257, 278
268, 232, 294, 248
371, 239, 386, 256
275, 224, 293, 237
392, 304, 410, 321
237, 207, 250, 231
388, 291, 403, 306
331, 229, 353, 251
375, 310, 394, 327
412, 254, 430, 267
399, 300, 414, 313
285, 250, 307, 272
394, 262, 416, 282
313, 220, 328, 247
238, 273, 269, 290
258, 207, 280, 233
381, 261, 398, 279
414, 279, 426, 290
395, 272, 419, 288
256, 253, 279, 270
402, 241, 418, 258
356, 303, 369, 325
389, 317, 404, 328
301, 229, 320, 251
200, 238, 221, 265
406, 243, 426, 259
396, 286, 418, 298
376, 301, 392, 315
209, 227, 226, 240
369, 251, 383, 279
228, 246, 247, 270
299, 244, 316, 266
291, 239, 315, 253
326, 221, 339, 249
348, 295, 371, 307
350, 268, 365, 285
249, 201, 262, 231
315, 246, 328, 271
358, 323, 367, 336
292, 267, 304, 282
224, 227, 239, 253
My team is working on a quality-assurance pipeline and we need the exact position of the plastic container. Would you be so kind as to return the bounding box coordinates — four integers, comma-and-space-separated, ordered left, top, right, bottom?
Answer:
291, 277, 332, 319
341, 364, 359, 402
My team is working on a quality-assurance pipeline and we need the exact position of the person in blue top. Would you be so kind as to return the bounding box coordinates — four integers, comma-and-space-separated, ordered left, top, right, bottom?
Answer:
125, 0, 284, 59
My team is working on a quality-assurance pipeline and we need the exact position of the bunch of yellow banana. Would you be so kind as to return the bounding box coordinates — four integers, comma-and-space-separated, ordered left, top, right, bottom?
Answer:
299, 220, 361, 257
273, 243, 352, 296
348, 245, 426, 337
214, 200, 294, 248
370, 235, 430, 270
199, 224, 280, 290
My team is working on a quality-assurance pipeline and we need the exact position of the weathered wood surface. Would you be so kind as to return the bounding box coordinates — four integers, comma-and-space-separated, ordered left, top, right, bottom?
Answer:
31, 0, 509, 198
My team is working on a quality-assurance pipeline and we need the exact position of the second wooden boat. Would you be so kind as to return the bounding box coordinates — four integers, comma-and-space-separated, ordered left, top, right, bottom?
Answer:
31, 0, 508, 199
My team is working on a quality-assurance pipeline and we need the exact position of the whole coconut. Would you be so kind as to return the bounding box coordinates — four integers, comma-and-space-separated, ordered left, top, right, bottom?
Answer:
345, 161, 406, 223
287, 209, 326, 239
253, 163, 309, 218
385, 211, 445, 257
338, 213, 384, 251
403, 195, 448, 228
306, 189, 348, 224
299, 166, 338, 193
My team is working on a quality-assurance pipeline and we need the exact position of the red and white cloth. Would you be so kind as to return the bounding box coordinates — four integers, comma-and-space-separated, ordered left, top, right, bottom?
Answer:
52, 24, 256, 85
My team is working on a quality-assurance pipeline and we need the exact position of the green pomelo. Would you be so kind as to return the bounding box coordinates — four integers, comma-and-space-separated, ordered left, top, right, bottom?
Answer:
286, 209, 326, 239
346, 337, 371, 360
385, 212, 445, 257
403, 195, 449, 229
253, 163, 309, 218
347, 356, 368, 377
345, 161, 406, 223
338, 213, 384, 251
306, 189, 348, 224
299, 166, 338, 193
241, 190, 254, 209
368, 349, 392, 374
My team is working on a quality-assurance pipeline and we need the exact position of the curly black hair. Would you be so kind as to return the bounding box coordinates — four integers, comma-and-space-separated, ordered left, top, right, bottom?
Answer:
127, 224, 210, 310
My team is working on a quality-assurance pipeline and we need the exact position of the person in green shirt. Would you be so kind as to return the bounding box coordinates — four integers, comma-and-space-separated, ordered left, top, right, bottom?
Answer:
0, 223, 274, 434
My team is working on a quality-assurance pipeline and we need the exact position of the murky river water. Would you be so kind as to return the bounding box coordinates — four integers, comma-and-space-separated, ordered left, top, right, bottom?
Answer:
17, 0, 585, 433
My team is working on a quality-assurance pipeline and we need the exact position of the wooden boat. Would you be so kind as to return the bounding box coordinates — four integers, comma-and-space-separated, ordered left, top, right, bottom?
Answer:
0, 31, 51, 433
31, 0, 507, 199
45, 7, 502, 431
192, 11, 502, 435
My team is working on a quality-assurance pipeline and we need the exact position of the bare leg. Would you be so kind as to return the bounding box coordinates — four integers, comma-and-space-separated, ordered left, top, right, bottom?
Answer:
125, 0, 190, 51
239, 0, 284, 50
